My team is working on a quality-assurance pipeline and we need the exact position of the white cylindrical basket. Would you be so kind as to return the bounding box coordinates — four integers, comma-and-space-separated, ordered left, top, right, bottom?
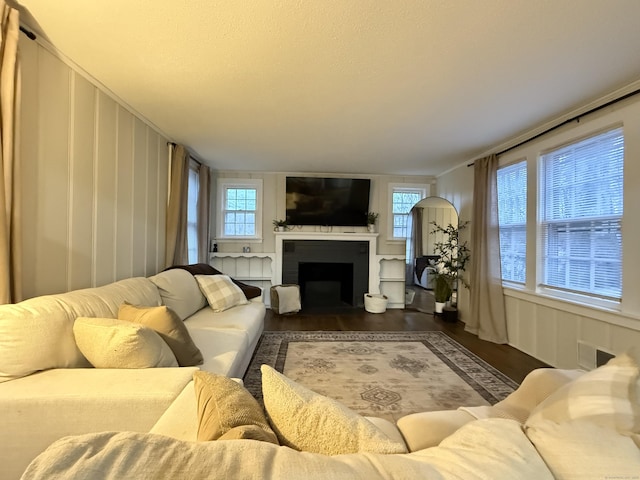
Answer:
364, 293, 388, 313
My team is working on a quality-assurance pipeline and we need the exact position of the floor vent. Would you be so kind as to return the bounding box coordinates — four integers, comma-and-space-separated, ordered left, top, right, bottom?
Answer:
578, 341, 615, 370
577, 341, 597, 370
596, 349, 615, 367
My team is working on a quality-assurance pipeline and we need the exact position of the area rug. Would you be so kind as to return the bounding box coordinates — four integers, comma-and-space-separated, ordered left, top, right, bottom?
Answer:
243, 331, 518, 422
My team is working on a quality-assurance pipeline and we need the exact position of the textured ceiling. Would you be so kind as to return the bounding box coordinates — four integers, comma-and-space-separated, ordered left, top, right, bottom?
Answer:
15, 0, 640, 175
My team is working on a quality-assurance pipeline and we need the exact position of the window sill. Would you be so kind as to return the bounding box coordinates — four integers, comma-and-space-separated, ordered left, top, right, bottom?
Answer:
502, 285, 640, 331
216, 237, 263, 243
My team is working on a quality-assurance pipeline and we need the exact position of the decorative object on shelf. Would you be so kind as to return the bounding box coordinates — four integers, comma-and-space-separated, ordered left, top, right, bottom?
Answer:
366, 212, 379, 233
273, 219, 289, 232
428, 221, 470, 314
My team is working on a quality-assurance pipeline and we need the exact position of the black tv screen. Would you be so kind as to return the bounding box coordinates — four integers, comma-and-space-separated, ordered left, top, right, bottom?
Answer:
286, 177, 371, 226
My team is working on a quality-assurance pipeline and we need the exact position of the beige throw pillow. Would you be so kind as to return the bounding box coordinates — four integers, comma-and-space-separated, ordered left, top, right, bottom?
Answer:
526, 351, 640, 435
260, 365, 407, 455
73, 317, 178, 368
193, 371, 278, 444
195, 275, 249, 312
118, 302, 203, 367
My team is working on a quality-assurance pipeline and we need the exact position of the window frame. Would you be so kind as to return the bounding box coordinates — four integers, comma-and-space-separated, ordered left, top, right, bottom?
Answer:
497, 159, 528, 286
537, 126, 624, 308
387, 183, 430, 241
216, 178, 263, 242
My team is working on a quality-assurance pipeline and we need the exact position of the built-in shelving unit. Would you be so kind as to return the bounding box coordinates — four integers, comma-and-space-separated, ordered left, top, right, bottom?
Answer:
377, 255, 407, 308
209, 253, 275, 304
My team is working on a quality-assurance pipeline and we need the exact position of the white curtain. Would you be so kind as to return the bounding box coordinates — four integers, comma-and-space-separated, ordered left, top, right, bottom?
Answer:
0, 1, 21, 303
466, 154, 508, 343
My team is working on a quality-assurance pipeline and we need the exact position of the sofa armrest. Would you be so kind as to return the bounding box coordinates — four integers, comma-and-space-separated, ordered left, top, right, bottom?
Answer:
396, 409, 476, 451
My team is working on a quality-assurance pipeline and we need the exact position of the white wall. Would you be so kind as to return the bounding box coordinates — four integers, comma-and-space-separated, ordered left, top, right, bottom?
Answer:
213, 172, 433, 257
19, 37, 170, 300
437, 92, 640, 369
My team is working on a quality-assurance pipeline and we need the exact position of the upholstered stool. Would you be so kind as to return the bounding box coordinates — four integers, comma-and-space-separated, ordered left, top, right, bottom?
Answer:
270, 284, 301, 314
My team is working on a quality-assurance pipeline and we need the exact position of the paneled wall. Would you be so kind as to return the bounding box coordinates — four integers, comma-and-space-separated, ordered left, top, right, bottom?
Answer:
19, 37, 169, 299
437, 87, 640, 369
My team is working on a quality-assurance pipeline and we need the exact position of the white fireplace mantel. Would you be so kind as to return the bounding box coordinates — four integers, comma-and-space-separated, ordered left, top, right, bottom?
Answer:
274, 231, 380, 294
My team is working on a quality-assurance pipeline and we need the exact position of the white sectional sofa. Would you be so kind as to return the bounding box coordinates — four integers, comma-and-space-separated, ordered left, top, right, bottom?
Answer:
21, 355, 640, 479
0, 266, 265, 480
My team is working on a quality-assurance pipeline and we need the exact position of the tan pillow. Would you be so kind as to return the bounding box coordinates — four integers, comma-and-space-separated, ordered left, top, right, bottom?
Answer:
194, 275, 249, 312
118, 302, 203, 367
526, 351, 640, 435
260, 365, 407, 455
73, 317, 178, 368
193, 371, 278, 444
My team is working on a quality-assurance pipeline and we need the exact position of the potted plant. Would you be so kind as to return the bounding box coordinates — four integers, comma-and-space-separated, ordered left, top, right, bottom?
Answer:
273, 219, 289, 232
366, 212, 379, 233
428, 221, 470, 315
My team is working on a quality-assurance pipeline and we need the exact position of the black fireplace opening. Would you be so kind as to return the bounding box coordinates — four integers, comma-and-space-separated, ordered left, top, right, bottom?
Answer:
299, 262, 354, 308
282, 239, 369, 311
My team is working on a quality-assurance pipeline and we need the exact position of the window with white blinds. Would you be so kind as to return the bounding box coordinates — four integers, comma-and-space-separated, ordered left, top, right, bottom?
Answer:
540, 127, 624, 300
186, 164, 199, 264
497, 160, 527, 283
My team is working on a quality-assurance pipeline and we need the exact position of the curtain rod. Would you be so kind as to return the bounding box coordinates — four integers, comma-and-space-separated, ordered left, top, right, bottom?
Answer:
19, 26, 36, 40
468, 87, 640, 167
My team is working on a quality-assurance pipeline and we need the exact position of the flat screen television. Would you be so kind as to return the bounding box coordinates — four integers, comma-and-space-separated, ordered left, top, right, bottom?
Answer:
286, 177, 371, 226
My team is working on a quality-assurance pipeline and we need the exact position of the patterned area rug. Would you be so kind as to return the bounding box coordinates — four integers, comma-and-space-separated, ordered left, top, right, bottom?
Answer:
243, 331, 518, 422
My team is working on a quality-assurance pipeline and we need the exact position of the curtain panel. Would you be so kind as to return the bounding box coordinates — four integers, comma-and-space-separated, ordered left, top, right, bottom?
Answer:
197, 163, 211, 263
0, 1, 21, 303
165, 144, 190, 267
466, 154, 508, 343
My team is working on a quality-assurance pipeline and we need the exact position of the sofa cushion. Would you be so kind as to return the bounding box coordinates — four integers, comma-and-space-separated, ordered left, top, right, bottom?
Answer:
73, 317, 178, 368
148, 269, 207, 320
185, 328, 249, 377
526, 352, 640, 435
195, 275, 249, 313
260, 365, 407, 455
525, 419, 640, 480
193, 371, 278, 444
0, 296, 90, 383
118, 303, 203, 367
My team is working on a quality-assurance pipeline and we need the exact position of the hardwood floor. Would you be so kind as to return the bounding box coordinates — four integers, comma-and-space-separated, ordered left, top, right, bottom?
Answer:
264, 287, 549, 384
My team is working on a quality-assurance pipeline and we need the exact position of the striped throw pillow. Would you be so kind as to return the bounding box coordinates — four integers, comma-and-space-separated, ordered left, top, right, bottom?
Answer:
525, 351, 640, 435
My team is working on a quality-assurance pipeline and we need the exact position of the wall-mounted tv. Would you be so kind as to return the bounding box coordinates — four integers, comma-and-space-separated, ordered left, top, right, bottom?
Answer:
286, 177, 371, 226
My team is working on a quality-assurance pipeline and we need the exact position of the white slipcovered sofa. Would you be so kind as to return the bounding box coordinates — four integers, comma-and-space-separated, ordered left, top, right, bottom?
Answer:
21, 351, 640, 479
0, 266, 266, 480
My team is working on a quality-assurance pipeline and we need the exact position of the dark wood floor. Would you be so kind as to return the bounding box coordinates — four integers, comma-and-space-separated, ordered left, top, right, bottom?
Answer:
265, 287, 549, 384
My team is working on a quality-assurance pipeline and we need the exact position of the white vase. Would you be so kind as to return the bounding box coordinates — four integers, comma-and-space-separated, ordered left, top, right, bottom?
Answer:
367, 224, 375, 233
434, 301, 446, 313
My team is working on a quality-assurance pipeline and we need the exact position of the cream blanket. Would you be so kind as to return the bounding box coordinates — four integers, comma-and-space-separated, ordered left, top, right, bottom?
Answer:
21, 419, 553, 480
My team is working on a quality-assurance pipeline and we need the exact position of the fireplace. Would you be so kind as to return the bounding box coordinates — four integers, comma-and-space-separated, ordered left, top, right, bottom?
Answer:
299, 262, 354, 308
282, 240, 369, 309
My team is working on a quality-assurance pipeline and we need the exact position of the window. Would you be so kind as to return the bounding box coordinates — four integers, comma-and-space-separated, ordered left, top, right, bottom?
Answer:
497, 160, 527, 283
540, 127, 623, 300
217, 179, 263, 240
186, 164, 199, 263
389, 184, 428, 240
